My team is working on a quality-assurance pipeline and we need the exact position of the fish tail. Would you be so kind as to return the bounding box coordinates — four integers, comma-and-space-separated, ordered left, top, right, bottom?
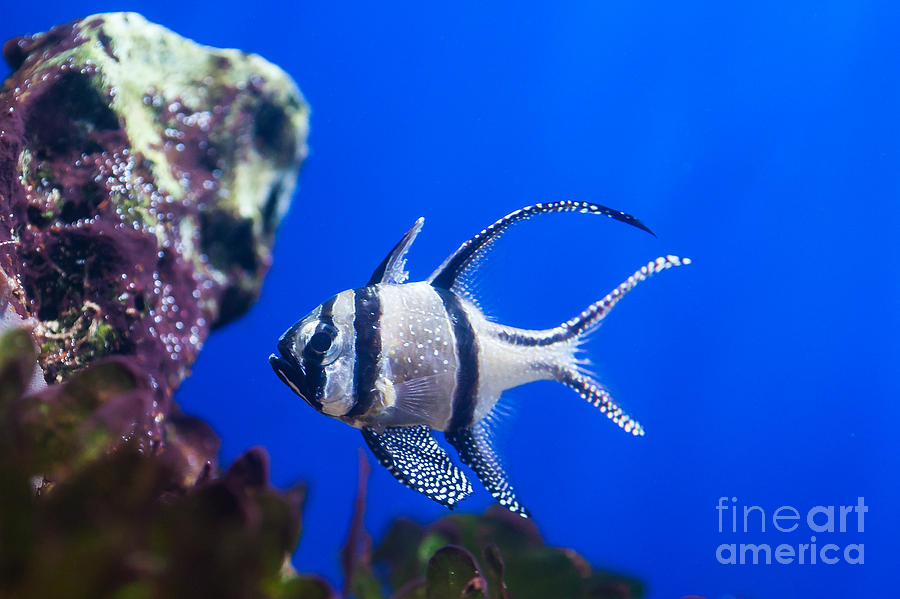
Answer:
548, 255, 690, 436
555, 367, 645, 436
559, 255, 690, 342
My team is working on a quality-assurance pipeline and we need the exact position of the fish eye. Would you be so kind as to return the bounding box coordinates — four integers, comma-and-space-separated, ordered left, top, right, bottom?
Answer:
308, 331, 333, 353
299, 321, 342, 365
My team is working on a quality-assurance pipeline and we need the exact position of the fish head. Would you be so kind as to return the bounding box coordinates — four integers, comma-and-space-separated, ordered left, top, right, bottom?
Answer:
269, 290, 356, 417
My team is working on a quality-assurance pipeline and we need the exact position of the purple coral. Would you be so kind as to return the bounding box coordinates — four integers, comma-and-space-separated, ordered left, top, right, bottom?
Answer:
0, 13, 308, 420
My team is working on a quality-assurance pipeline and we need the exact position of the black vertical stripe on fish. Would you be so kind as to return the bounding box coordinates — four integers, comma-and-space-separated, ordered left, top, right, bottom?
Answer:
347, 286, 382, 418
435, 287, 479, 431
300, 296, 337, 402
318, 297, 336, 325
429, 200, 654, 291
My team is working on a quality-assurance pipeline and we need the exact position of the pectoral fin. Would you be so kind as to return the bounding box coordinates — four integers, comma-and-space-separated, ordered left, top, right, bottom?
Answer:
377, 373, 455, 426
446, 423, 529, 517
362, 425, 472, 507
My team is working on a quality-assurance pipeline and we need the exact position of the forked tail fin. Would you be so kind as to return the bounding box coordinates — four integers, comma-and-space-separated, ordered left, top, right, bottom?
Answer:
553, 254, 691, 436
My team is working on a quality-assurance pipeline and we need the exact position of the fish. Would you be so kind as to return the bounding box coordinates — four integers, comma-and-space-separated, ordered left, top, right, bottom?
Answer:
269, 201, 689, 517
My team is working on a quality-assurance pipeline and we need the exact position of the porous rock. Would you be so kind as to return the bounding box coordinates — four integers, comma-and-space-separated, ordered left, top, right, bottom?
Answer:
0, 13, 308, 414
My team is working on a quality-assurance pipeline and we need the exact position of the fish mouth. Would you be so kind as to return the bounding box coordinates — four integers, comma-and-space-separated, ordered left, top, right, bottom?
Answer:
268, 352, 322, 411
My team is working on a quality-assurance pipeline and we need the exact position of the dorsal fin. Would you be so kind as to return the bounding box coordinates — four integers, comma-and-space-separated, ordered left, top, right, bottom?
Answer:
367, 217, 425, 285
428, 201, 654, 291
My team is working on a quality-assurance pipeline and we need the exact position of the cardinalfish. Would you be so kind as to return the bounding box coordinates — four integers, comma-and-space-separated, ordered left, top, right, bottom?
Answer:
269, 201, 689, 517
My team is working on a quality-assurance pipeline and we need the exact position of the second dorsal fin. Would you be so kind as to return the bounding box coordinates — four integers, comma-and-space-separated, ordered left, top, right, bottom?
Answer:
367, 217, 425, 285
427, 201, 654, 292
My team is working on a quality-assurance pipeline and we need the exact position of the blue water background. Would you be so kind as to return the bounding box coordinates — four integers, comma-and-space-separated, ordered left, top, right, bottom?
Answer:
3, 3, 898, 597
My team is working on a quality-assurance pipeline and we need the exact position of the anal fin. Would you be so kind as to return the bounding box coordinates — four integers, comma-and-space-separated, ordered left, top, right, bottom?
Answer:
362, 425, 472, 508
446, 423, 530, 518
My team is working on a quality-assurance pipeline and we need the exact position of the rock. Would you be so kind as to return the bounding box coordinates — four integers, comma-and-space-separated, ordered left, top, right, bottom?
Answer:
0, 13, 309, 412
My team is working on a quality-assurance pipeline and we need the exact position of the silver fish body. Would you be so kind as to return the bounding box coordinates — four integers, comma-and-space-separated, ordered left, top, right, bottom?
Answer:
270, 201, 689, 515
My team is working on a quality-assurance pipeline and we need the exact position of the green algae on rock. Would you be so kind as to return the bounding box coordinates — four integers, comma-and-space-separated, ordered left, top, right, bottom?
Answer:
0, 13, 308, 406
